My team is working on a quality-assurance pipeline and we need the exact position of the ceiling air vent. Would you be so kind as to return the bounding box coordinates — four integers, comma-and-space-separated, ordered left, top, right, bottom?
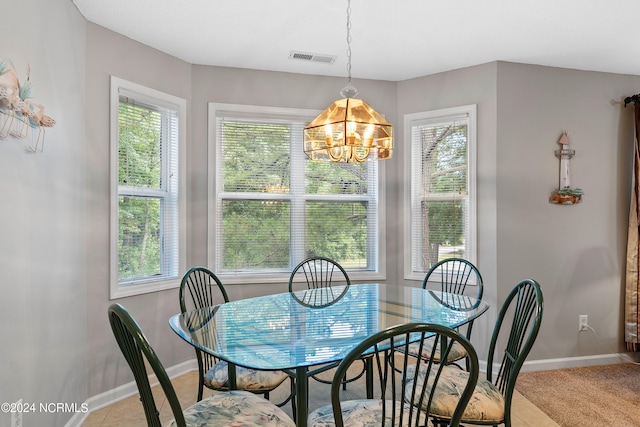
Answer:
289, 51, 336, 64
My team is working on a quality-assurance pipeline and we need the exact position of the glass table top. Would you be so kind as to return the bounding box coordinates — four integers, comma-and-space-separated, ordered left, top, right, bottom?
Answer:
169, 283, 488, 371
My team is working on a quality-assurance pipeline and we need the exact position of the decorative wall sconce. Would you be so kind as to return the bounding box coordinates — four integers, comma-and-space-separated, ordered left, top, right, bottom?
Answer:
549, 131, 583, 205
0, 60, 55, 153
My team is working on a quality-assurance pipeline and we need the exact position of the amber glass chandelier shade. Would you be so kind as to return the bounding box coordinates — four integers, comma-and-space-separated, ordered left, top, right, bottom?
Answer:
304, 98, 393, 163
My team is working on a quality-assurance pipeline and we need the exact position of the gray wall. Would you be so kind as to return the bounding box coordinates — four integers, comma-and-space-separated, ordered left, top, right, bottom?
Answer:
84, 23, 193, 398
188, 65, 398, 298
86, 24, 398, 402
397, 63, 499, 357
398, 62, 640, 362
3, 1, 640, 425
494, 62, 638, 361
0, 0, 87, 426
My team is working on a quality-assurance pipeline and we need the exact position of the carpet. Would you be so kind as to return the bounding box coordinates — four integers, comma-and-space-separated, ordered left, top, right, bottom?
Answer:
515, 363, 640, 427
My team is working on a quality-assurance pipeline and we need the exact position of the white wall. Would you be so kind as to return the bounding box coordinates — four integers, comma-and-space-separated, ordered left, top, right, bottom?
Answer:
0, 0, 87, 426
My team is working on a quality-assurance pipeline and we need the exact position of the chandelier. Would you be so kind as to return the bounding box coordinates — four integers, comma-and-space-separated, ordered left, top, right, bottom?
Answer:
303, 0, 393, 163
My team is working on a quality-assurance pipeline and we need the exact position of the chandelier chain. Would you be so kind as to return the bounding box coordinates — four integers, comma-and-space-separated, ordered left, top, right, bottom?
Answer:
345, 0, 352, 85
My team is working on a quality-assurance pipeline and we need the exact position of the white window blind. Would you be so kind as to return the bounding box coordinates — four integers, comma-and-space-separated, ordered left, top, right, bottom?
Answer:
210, 104, 381, 281
110, 76, 186, 298
406, 105, 476, 280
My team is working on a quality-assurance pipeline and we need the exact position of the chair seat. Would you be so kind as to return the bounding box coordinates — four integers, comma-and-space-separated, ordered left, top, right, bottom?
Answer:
167, 390, 295, 427
401, 335, 468, 364
308, 399, 430, 427
204, 361, 290, 391
406, 364, 505, 424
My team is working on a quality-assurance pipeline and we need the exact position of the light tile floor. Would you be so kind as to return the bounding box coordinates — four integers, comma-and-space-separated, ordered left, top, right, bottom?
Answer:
83, 370, 559, 426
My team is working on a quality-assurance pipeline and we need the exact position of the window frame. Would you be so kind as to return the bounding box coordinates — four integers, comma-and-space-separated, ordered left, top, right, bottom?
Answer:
403, 104, 477, 281
207, 102, 386, 284
109, 76, 186, 299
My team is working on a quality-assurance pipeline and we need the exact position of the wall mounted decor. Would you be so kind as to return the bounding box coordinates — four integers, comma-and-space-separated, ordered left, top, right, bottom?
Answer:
0, 60, 55, 152
549, 131, 583, 204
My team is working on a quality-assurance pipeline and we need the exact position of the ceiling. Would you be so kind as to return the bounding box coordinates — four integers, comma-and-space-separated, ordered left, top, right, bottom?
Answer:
72, 0, 640, 82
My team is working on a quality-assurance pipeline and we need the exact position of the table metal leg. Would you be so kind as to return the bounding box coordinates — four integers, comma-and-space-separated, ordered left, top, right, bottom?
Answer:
228, 363, 237, 389
295, 367, 308, 427
440, 335, 448, 365
365, 357, 374, 399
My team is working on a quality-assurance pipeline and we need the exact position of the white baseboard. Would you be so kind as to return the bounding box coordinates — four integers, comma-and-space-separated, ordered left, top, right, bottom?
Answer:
519, 353, 637, 372
64, 359, 197, 427
476, 352, 635, 375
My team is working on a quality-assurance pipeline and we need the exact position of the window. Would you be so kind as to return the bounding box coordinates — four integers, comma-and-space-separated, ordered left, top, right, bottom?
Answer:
404, 105, 476, 280
208, 103, 385, 283
110, 76, 186, 299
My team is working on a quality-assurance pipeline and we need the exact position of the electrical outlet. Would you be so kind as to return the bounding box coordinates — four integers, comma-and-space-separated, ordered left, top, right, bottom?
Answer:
11, 399, 22, 427
579, 314, 589, 331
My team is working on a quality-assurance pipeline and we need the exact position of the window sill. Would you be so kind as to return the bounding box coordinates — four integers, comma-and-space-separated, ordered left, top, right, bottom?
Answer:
217, 271, 386, 285
109, 277, 180, 300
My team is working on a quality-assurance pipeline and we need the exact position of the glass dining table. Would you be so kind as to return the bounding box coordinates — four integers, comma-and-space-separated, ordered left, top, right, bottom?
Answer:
168, 282, 489, 427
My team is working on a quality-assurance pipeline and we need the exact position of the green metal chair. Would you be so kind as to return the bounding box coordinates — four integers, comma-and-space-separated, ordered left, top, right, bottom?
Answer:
402, 258, 484, 368
180, 266, 295, 411
308, 322, 480, 427
288, 257, 367, 392
107, 303, 295, 427
425, 279, 544, 427
288, 256, 351, 306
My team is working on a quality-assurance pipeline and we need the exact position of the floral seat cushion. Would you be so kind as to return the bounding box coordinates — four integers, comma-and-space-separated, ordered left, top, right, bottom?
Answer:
406, 364, 505, 424
167, 389, 295, 427
204, 360, 289, 392
400, 336, 467, 364
308, 399, 429, 427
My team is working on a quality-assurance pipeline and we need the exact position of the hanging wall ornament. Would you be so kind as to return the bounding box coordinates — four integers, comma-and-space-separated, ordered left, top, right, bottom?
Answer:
0, 60, 55, 152
549, 131, 583, 204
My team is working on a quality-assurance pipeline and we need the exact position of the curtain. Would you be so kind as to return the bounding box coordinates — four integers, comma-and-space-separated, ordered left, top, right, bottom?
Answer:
625, 98, 640, 352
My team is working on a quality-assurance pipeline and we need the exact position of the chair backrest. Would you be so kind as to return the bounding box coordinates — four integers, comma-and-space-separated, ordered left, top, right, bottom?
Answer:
108, 303, 187, 427
179, 266, 229, 313
486, 279, 543, 417
422, 258, 483, 301
288, 257, 351, 307
179, 266, 230, 399
330, 323, 479, 427
423, 258, 483, 344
